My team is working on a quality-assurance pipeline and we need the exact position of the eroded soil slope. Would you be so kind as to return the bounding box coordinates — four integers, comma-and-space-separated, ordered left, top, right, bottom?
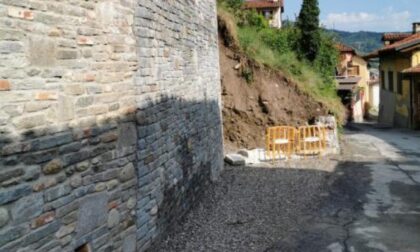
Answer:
220, 41, 327, 149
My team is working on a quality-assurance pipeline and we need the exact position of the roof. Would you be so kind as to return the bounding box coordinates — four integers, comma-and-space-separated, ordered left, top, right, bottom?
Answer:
402, 64, 420, 74
243, 0, 283, 9
363, 50, 379, 59
336, 43, 356, 54
382, 33, 411, 42
379, 33, 420, 53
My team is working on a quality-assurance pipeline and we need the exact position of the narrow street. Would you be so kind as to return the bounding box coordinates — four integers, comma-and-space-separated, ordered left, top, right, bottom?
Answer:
152, 124, 420, 252
335, 124, 420, 252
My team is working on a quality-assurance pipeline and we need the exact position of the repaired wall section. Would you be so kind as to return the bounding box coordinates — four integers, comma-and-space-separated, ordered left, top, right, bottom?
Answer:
0, 0, 223, 251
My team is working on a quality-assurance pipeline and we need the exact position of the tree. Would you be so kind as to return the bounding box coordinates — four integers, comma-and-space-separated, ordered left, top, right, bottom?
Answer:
297, 0, 321, 62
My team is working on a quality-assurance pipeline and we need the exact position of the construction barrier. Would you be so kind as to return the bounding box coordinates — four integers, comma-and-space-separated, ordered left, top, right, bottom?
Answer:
265, 125, 327, 160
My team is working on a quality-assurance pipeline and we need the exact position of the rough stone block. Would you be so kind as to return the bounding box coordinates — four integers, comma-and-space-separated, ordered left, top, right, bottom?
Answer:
107, 208, 120, 228
33, 133, 73, 151
75, 192, 108, 239
0, 225, 27, 247
28, 36, 56, 66
57, 95, 75, 121
63, 84, 85, 95
12, 114, 46, 129
0, 208, 9, 228
8, 7, 34, 20
70, 174, 82, 188
95, 182, 106, 192
77, 36, 94, 45
55, 200, 78, 218
35, 91, 58, 101
0, 80, 11, 91
224, 154, 246, 166
75, 161, 90, 172
23, 165, 41, 181
48, 28, 62, 37
119, 163, 135, 182
0, 41, 24, 54
117, 123, 137, 149
12, 193, 44, 224
55, 225, 75, 238
75, 96, 94, 108
44, 183, 71, 202
24, 221, 60, 245
42, 159, 63, 175
0, 184, 32, 205
31, 211, 55, 229
122, 233, 136, 252
0, 168, 24, 183
56, 50, 78, 60
24, 102, 51, 113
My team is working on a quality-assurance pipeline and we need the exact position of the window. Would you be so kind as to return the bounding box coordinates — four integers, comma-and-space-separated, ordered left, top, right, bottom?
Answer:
380, 71, 385, 89
388, 71, 394, 92
397, 73, 403, 95
347, 65, 360, 76
264, 10, 272, 19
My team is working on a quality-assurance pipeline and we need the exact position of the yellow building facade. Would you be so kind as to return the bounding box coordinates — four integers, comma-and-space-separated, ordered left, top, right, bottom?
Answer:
376, 29, 420, 129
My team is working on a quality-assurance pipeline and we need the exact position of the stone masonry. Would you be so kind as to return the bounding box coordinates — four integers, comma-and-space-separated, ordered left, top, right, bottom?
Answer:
0, 0, 223, 251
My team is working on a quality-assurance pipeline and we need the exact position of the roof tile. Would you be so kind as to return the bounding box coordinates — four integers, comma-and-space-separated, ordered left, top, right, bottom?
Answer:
244, 0, 283, 9
380, 33, 420, 53
382, 33, 411, 42
335, 43, 355, 53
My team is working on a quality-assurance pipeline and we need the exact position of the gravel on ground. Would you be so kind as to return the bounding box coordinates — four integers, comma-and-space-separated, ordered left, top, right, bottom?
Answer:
150, 158, 338, 252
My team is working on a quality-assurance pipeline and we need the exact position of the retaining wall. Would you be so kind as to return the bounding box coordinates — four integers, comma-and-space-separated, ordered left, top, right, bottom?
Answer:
0, 0, 223, 251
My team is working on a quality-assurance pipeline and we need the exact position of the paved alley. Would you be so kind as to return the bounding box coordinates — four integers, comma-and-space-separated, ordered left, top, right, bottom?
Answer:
151, 124, 420, 252
338, 124, 420, 251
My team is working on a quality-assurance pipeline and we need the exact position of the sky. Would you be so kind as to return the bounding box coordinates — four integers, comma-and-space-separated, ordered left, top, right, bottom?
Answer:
283, 0, 420, 32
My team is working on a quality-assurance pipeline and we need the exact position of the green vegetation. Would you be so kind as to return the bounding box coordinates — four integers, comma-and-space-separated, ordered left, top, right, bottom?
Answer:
297, 0, 321, 62
217, 1, 344, 123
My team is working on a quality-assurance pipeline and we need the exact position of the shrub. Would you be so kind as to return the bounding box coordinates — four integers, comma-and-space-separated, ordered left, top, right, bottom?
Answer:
241, 67, 254, 83
238, 10, 268, 29
260, 29, 289, 54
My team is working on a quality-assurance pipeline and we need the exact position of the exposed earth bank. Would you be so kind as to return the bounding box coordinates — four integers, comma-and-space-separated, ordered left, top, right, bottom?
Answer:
219, 36, 327, 150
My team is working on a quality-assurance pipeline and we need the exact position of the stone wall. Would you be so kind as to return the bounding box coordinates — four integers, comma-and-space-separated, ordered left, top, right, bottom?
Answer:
0, 0, 223, 251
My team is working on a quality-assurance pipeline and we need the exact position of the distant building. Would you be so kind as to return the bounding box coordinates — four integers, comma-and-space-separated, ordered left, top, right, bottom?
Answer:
366, 22, 420, 129
367, 68, 380, 118
335, 43, 370, 122
243, 0, 284, 28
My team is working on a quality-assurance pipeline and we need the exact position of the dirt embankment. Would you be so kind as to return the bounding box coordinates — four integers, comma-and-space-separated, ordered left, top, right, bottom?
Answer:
219, 35, 327, 150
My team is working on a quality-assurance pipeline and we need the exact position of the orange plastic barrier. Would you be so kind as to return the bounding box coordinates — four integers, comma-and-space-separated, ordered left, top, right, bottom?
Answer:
265, 125, 327, 160
265, 126, 296, 161
296, 125, 326, 158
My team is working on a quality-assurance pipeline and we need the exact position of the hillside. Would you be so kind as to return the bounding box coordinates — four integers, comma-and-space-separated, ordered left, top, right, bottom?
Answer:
220, 39, 327, 148
218, 5, 345, 149
329, 29, 383, 54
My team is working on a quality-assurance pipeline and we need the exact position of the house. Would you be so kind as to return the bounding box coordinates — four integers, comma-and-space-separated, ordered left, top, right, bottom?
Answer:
335, 43, 370, 122
243, 0, 284, 28
366, 22, 420, 129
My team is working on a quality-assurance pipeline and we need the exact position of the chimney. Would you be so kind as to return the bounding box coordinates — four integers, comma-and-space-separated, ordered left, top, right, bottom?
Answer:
413, 22, 420, 34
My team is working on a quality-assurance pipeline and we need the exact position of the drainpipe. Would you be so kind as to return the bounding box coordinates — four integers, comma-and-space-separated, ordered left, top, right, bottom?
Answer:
410, 76, 414, 129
